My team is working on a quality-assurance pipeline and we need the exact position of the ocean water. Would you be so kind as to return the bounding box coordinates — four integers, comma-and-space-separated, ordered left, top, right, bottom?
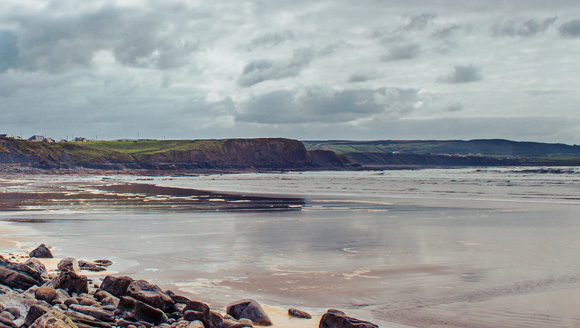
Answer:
1, 167, 580, 327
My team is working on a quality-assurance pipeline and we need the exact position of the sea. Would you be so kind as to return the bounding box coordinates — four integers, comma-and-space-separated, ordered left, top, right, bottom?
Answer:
1, 167, 580, 327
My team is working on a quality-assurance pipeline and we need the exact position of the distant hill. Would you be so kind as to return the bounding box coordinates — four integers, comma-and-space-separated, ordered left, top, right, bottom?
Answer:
303, 139, 580, 166
2, 137, 580, 172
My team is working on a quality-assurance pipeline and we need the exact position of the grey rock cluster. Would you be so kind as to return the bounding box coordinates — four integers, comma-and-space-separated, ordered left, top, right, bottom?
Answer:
0, 245, 379, 328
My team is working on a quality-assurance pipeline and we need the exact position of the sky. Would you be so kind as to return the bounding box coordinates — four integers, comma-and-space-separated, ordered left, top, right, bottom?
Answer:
0, 0, 579, 143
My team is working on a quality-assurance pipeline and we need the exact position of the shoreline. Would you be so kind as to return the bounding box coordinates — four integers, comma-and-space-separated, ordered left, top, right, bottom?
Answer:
0, 245, 380, 328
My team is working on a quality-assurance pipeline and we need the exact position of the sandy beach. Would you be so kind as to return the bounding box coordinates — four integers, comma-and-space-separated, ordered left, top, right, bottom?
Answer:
2, 169, 580, 327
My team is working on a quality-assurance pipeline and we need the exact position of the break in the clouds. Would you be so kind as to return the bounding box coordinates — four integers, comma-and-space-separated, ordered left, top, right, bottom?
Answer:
438, 65, 483, 84
0, 0, 579, 144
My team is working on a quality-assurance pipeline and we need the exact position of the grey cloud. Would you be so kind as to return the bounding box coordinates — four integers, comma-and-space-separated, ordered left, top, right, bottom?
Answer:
318, 41, 353, 56
236, 86, 426, 124
403, 13, 437, 31
431, 25, 463, 39
381, 44, 421, 61
238, 47, 314, 87
0, 4, 203, 73
0, 30, 18, 73
239, 30, 295, 51
559, 18, 580, 37
491, 17, 557, 37
442, 102, 463, 112
438, 64, 482, 84
348, 71, 380, 83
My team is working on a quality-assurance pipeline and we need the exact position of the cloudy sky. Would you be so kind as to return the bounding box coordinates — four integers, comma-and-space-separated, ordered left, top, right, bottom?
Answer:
1, 0, 579, 143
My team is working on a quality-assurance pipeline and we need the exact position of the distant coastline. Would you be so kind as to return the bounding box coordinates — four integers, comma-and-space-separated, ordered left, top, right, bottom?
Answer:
1, 136, 580, 173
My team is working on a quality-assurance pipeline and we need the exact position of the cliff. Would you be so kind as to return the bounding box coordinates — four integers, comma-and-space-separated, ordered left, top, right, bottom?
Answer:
0, 137, 312, 171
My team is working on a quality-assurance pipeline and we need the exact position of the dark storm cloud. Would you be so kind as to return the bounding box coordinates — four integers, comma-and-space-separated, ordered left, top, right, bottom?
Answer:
238, 47, 314, 87
491, 17, 558, 37
0, 30, 18, 73
239, 30, 295, 51
438, 64, 482, 84
381, 44, 421, 61
558, 18, 580, 37
236, 86, 425, 124
0, 4, 203, 73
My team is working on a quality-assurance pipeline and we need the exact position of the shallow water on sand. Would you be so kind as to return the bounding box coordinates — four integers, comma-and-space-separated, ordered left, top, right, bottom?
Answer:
1, 168, 580, 327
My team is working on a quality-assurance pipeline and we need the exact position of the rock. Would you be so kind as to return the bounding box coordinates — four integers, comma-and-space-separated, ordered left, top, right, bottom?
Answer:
24, 304, 50, 327
116, 296, 167, 325
65, 310, 112, 328
29, 244, 54, 259
165, 290, 191, 304
239, 318, 254, 327
288, 308, 312, 319
25, 258, 50, 282
30, 310, 78, 328
4, 307, 21, 319
0, 311, 15, 321
208, 310, 224, 328
92, 260, 113, 267
57, 258, 80, 273
78, 261, 106, 272
100, 276, 133, 298
101, 296, 119, 307
69, 304, 115, 322
183, 301, 210, 316
126, 280, 174, 311
318, 309, 378, 328
186, 321, 204, 328
0, 314, 18, 328
0, 258, 44, 289
64, 298, 79, 307
226, 299, 272, 326
48, 271, 88, 295
35, 286, 59, 304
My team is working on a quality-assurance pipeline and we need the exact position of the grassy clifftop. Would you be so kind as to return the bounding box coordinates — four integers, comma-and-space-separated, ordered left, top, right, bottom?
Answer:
0, 137, 311, 170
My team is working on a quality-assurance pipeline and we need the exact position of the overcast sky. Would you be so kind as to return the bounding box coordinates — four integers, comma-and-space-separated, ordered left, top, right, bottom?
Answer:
1, 0, 579, 143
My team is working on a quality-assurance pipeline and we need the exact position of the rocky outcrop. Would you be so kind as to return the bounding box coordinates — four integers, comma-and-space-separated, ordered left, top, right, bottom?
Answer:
0, 247, 379, 328
29, 244, 54, 258
319, 309, 378, 328
126, 280, 174, 312
288, 308, 312, 319
100, 276, 133, 298
226, 299, 272, 326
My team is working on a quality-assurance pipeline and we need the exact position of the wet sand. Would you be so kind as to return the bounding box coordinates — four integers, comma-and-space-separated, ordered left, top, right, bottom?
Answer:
2, 170, 580, 327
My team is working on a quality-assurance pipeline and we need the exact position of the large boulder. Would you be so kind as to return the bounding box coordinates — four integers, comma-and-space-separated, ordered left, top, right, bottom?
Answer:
318, 309, 378, 328
126, 280, 174, 311
29, 244, 54, 258
29, 309, 78, 328
226, 299, 272, 326
99, 276, 133, 298
0, 258, 44, 290
57, 258, 80, 273
68, 304, 115, 322
34, 286, 60, 304
25, 258, 50, 282
48, 271, 88, 295
116, 296, 167, 325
